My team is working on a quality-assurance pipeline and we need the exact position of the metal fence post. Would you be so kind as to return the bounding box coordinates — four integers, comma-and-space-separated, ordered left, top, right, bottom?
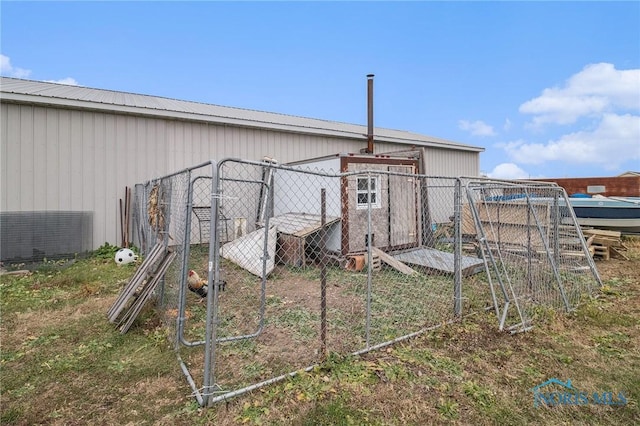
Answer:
365, 172, 373, 349
454, 178, 462, 317
320, 188, 327, 359
203, 160, 220, 407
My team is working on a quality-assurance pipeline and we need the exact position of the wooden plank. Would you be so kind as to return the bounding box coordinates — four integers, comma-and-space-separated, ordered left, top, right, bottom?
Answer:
591, 236, 622, 247
371, 247, 417, 275
461, 203, 477, 235
563, 251, 587, 258
364, 252, 381, 271
277, 234, 306, 267
610, 246, 629, 260
389, 165, 418, 247
535, 249, 589, 258
583, 229, 622, 238
0, 269, 31, 276
592, 245, 610, 260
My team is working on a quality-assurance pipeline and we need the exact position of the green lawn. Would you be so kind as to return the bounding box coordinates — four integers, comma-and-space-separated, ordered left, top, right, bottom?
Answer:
1, 241, 638, 425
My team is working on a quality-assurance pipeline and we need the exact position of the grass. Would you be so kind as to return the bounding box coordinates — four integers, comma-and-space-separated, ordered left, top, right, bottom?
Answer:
1, 238, 639, 425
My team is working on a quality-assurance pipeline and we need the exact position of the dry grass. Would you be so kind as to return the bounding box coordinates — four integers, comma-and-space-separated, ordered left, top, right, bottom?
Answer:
1, 238, 639, 425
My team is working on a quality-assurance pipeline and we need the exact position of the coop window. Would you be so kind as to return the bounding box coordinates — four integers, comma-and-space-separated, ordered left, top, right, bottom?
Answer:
356, 176, 381, 210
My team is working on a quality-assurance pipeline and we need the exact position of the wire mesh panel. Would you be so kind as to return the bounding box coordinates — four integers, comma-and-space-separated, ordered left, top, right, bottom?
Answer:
366, 174, 460, 347
129, 163, 216, 404
205, 160, 491, 402
209, 160, 364, 398
129, 158, 602, 406
464, 180, 602, 332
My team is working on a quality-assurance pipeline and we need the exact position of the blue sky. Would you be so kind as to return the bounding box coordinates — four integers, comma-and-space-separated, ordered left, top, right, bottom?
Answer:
2, 1, 639, 179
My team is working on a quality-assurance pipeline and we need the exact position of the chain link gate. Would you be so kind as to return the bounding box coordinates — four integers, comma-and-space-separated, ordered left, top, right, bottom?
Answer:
463, 179, 602, 333
126, 158, 602, 406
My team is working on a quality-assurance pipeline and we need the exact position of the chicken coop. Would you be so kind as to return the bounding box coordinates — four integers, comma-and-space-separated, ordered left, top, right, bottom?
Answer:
273, 153, 422, 258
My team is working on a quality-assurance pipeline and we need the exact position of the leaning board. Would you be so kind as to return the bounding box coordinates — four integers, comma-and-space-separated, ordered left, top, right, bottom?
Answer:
393, 247, 484, 276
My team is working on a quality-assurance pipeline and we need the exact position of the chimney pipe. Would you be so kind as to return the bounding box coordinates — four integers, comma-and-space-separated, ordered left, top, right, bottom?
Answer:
366, 74, 374, 154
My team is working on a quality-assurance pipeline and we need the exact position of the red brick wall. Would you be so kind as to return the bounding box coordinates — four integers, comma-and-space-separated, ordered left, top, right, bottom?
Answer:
532, 176, 640, 197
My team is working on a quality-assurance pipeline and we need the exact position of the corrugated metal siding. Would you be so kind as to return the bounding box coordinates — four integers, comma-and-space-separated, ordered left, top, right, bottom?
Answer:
422, 148, 479, 177
2, 102, 475, 251
1, 77, 484, 153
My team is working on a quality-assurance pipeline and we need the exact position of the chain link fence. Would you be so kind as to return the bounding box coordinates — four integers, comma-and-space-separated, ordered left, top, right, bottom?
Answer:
463, 179, 602, 332
127, 158, 601, 406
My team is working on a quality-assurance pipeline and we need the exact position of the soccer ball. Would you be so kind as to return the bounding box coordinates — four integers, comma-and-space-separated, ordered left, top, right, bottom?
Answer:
115, 248, 137, 265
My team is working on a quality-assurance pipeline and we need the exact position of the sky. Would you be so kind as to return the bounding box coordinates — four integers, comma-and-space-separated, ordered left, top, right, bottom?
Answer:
1, 1, 639, 179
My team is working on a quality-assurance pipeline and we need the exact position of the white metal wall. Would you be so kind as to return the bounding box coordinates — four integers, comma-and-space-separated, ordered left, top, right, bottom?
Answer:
422, 147, 480, 177
1, 102, 480, 250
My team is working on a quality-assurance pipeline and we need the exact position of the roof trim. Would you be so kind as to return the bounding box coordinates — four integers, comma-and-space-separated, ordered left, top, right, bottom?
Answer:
0, 77, 484, 153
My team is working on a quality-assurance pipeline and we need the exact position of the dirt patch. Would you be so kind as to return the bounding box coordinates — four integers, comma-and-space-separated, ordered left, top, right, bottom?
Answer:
267, 267, 364, 315
595, 257, 639, 284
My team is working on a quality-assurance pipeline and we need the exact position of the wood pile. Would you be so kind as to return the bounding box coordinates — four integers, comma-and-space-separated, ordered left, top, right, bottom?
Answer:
582, 229, 628, 261
364, 251, 382, 272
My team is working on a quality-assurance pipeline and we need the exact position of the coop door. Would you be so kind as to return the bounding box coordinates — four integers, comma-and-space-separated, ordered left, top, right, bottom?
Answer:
389, 165, 418, 247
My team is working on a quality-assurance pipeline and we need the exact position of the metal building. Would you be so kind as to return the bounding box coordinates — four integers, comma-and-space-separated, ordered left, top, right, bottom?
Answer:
0, 76, 483, 261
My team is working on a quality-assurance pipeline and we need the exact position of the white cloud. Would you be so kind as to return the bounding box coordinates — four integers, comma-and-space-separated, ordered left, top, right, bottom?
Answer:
458, 119, 496, 136
487, 163, 530, 180
1, 54, 79, 85
520, 63, 640, 127
0, 54, 32, 78
503, 113, 640, 169
44, 77, 79, 86
503, 118, 512, 132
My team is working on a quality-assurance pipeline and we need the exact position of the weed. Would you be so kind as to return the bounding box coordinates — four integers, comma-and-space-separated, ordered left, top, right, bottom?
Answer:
320, 353, 377, 386
540, 348, 574, 365
578, 297, 636, 327
0, 407, 22, 424
270, 307, 318, 341
93, 242, 121, 260
437, 398, 459, 419
430, 356, 463, 377
243, 362, 266, 378
521, 366, 543, 381
379, 362, 411, 382
593, 332, 631, 358
301, 398, 374, 426
463, 380, 494, 409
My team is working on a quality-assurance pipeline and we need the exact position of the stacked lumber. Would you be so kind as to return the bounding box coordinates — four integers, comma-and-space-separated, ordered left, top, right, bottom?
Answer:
364, 251, 382, 272
582, 229, 628, 260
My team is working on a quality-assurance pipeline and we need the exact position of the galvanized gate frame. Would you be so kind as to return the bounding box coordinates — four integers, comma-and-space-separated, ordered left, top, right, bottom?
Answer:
464, 179, 602, 333
170, 159, 277, 406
